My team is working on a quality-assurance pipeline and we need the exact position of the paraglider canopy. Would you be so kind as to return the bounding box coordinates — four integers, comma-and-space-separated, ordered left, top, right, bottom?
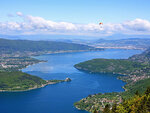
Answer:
99, 22, 103, 25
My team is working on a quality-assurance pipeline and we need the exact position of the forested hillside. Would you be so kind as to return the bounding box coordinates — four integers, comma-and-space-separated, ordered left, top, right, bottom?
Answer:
0, 71, 46, 91
0, 38, 100, 54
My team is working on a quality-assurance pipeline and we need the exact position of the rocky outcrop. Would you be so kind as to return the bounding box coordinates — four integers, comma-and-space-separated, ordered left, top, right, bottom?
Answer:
65, 78, 71, 82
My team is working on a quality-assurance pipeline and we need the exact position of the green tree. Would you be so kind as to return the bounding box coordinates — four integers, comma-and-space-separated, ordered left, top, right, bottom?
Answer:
111, 102, 117, 113
135, 90, 140, 96
145, 87, 150, 95
103, 104, 110, 113
146, 96, 150, 112
93, 109, 98, 113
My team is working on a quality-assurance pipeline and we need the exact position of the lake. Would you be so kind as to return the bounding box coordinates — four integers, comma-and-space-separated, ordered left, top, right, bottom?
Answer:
0, 49, 142, 113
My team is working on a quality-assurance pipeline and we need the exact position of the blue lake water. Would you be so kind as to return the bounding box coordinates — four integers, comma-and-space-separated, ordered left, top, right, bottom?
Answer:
0, 49, 142, 113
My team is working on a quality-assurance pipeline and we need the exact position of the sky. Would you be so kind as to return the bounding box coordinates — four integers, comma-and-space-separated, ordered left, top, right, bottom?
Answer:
0, 0, 150, 37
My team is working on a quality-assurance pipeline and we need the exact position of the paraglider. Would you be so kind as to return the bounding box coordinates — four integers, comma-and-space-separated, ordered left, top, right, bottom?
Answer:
99, 22, 103, 25
99, 22, 103, 28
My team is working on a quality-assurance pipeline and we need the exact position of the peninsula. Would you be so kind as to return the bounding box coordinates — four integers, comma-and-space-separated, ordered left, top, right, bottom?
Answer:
74, 48, 150, 112
0, 38, 99, 92
0, 71, 67, 92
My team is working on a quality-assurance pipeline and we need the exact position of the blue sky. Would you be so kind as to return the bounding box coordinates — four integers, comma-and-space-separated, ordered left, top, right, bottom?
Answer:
0, 0, 150, 37
1, 0, 150, 23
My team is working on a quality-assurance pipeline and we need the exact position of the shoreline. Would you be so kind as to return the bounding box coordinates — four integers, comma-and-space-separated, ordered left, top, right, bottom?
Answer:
74, 64, 150, 112
74, 67, 128, 111
21, 49, 104, 70
0, 80, 64, 92
19, 60, 46, 71
31, 49, 104, 57
95, 46, 145, 50
2, 49, 99, 93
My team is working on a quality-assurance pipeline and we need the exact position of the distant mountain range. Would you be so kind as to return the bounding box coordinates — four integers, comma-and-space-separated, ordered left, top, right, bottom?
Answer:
0, 34, 150, 50
0, 38, 100, 55
0, 34, 150, 40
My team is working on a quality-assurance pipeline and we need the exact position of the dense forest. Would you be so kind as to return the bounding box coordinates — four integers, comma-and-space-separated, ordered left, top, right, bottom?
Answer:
75, 59, 148, 75
0, 71, 47, 91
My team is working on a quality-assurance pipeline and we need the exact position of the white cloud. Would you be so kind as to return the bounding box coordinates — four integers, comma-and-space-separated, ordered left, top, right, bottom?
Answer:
16, 12, 23, 16
0, 12, 150, 36
122, 19, 150, 32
